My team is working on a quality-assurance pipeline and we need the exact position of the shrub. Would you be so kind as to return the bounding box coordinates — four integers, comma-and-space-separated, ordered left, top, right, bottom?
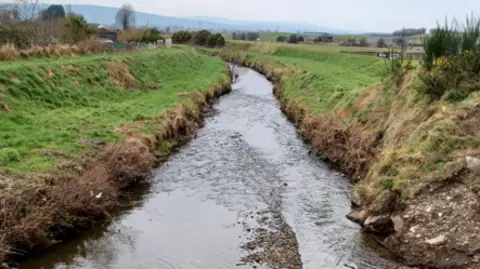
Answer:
298, 36, 304, 42
377, 38, 386, 48
419, 70, 452, 99
422, 19, 460, 70
206, 34, 217, 47
385, 47, 407, 86
419, 14, 480, 101
171, 30, 193, 44
277, 36, 287, 42
287, 34, 298, 44
141, 28, 163, 43
194, 30, 211, 45
215, 34, 225, 47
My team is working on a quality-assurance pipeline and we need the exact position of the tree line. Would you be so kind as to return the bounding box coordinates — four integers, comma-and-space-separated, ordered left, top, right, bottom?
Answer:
0, 1, 163, 48
392, 27, 427, 37
171, 30, 225, 47
232, 32, 259, 41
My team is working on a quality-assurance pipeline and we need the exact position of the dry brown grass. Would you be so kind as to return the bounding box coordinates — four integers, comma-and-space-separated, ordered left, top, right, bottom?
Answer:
117, 29, 146, 43
0, 40, 114, 62
105, 61, 137, 89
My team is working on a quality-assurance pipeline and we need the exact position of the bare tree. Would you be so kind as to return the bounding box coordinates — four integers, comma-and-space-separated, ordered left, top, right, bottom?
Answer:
14, 0, 42, 21
116, 4, 136, 30
65, 4, 73, 17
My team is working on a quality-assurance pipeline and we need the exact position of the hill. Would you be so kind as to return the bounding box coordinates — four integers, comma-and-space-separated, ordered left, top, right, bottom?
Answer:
68, 4, 357, 33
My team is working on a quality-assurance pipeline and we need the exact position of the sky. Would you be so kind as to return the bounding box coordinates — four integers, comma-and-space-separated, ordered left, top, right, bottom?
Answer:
10, 0, 480, 32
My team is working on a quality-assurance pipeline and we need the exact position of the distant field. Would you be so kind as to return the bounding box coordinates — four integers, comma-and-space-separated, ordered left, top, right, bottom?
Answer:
332, 35, 366, 42
259, 32, 291, 42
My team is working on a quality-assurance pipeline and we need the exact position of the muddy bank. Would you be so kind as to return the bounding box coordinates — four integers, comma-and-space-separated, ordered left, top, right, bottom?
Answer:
0, 69, 232, 267
207, 50, 480, 269
18, 66, 395, 269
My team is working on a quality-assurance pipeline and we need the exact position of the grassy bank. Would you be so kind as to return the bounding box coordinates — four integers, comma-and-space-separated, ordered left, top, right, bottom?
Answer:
206, 41, 480, 268
0, 47, 227, 174
0, 47, 231, 263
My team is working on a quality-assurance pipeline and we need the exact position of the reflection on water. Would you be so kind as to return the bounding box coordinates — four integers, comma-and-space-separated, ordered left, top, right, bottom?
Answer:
19, 67, 395, 269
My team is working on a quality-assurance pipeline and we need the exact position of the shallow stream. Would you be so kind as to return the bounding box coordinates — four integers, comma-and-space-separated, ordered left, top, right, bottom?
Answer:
20, 67, 395, 269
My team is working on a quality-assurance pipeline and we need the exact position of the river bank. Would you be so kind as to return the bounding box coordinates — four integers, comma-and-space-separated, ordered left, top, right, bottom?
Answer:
0, 48, 232, 266
203, 43, 480, 268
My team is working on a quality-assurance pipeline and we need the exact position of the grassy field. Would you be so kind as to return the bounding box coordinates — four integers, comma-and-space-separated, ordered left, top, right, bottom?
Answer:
0, 47, 229, 174
231, 44, 385, 114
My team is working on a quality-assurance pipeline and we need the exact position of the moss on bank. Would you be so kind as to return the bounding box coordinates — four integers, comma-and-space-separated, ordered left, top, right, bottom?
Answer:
0, 47, 231, 264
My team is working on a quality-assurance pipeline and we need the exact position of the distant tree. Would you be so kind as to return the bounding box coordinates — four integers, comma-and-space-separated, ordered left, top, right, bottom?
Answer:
287, 34, 298, 44
215, 33, 225, 47
276, 35, 287, 42
393, 37, 406, 47
238, 32, 246, 40
194, 29, 211, 45
41, 4, 65, 20
116, 4, 136, 30
171, 30, 192, 43
141, 28, 162, 43
232, 32, 237, 40
359, 37, 369, 47
65, 4, 72, 17
64, 13, 92, 42
377, 38, 386, 48
298, 35, 304, 42
393, 27, 426, 37
206, 34, 217, 47
165, 26, 170, 34
246, 32, 259, 41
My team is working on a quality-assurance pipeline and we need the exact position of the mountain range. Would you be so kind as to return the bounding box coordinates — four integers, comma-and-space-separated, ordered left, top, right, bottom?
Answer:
66, 4, 359, 34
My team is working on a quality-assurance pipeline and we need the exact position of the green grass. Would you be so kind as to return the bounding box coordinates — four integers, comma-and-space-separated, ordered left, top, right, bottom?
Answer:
259, 32, 291, 42
221, 42, 385, 114
0, 47, 229, 174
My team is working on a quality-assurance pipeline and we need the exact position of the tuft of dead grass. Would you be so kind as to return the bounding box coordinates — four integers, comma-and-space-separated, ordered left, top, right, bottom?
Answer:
0, 40, 114, 62
105, 61, 138, 89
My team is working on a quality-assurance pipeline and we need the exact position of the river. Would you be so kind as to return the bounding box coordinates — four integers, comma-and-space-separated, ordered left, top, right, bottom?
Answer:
19, 67, 395, 269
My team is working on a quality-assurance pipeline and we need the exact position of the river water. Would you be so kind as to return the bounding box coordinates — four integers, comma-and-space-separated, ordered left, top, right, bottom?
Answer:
19, 67, 395, 269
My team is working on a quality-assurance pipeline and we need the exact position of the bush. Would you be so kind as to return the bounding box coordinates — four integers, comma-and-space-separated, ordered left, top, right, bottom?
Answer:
205, 33, 225, 48
377, 38, 386, 48
206, 34, 217, 47
194, 30, 211, 45
298, 36, 304, 42
215, 34, 225, 47
419, 70, 452, 99
277, 36, 287, 42
171, 30, 193, 44
287, 34, 298, 44
419, 14, 480, 101
141, 28, 163, 43
423, 19, 460, 70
